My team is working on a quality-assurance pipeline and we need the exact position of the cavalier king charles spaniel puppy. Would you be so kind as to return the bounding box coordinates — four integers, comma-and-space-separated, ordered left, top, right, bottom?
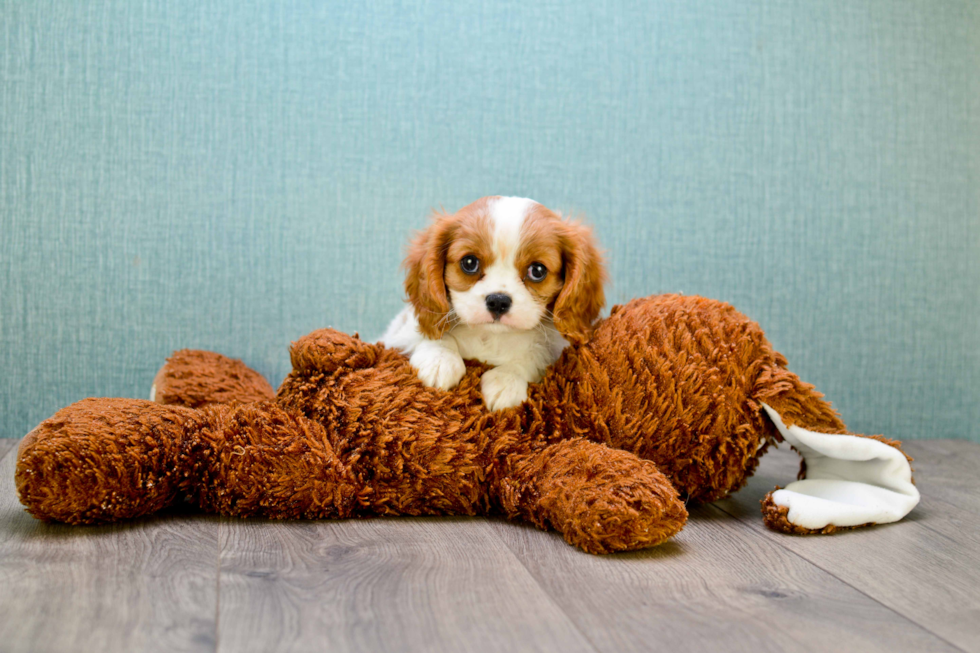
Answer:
379, 196, 606, 411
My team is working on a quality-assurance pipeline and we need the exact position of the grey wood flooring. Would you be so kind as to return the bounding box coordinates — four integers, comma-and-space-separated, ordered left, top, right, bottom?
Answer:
1, 437, 977, 653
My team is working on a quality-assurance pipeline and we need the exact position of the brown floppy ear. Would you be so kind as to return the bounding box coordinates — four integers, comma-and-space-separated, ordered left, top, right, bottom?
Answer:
404, 212, 457, 339
553, 220, 607, 345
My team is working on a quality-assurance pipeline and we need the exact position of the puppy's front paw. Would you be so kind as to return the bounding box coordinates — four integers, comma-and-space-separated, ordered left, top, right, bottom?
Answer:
410, 345, 466, 391
481, 368, 529, 411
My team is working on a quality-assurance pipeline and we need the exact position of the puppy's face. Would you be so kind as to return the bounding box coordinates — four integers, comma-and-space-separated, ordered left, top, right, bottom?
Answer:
404, 196, 606, 344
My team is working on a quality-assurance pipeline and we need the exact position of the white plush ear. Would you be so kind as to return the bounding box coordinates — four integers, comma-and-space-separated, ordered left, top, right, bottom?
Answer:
761, 404, 919, 530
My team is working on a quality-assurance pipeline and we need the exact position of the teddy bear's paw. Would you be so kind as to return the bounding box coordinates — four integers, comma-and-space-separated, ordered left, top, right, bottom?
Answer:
515, 440, 689, 554
410, 343, 466, 391
480, 367, 529, 411
560, 480, 689, 554
760, 404, 919, 533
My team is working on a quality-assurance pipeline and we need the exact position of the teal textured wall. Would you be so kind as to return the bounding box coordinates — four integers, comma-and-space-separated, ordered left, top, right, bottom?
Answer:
2, 1, 978, 441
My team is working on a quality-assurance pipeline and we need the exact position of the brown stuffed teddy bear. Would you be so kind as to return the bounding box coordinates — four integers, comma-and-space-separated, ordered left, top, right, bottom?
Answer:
14, 294, 919, 554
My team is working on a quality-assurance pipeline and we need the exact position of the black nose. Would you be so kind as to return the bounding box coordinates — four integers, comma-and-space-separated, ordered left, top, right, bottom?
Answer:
485, 293, 512, 318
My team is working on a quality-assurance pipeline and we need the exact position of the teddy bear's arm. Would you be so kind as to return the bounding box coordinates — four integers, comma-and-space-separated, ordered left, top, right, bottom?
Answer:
493, 438, 689, 554
16, 398, 200, 523
16, 398, 362, 524
151, 349, 275, 408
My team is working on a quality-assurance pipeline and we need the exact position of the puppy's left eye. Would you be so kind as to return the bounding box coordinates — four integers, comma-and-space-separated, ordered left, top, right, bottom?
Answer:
526, 262, 548, 282
460, 255, 481, 275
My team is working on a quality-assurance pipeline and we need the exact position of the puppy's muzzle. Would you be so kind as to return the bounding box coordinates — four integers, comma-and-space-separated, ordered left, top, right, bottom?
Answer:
485, 293, 512, 319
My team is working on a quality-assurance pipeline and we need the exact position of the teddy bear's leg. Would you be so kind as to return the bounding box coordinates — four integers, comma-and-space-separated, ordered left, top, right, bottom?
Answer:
494, 438, 688, 554
150, 349, 275, 408
758, 404, 919, 534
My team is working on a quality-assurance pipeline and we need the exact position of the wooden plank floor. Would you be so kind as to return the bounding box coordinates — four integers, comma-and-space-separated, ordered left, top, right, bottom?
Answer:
1, 437, 977, 653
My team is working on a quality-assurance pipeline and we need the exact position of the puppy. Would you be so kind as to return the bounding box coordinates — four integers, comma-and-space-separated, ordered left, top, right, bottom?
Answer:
379, 196, 606, 411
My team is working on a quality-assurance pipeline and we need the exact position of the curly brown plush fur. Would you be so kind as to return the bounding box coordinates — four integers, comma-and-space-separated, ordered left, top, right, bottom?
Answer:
15, 294, 910, 554
151, 349, 275, 407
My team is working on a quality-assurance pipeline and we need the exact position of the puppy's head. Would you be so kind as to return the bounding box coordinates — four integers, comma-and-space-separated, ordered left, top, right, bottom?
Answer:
404, 196, 606, 345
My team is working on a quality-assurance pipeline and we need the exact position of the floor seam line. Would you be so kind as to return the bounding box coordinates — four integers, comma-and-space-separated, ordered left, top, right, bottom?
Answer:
708, 503, 968, 653
214, 519, 222, 653
484, 518, 604, 653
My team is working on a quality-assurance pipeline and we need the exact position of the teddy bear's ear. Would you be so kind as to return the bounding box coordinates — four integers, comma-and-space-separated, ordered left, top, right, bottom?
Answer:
403, 212, 456, 339
553, 220, 607, 345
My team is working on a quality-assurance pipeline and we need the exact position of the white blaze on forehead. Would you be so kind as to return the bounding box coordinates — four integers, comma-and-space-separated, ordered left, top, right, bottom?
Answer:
488, 196, 537, 262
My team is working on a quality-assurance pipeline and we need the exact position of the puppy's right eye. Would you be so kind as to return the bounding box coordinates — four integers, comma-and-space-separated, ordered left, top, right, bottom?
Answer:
460, 255, 480, 275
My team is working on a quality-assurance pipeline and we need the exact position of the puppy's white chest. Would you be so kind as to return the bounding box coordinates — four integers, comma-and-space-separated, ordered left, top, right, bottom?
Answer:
451, 326, 538, 367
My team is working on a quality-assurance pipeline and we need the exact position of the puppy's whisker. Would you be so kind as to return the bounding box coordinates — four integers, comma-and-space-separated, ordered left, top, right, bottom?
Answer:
434, 309, 460, 331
